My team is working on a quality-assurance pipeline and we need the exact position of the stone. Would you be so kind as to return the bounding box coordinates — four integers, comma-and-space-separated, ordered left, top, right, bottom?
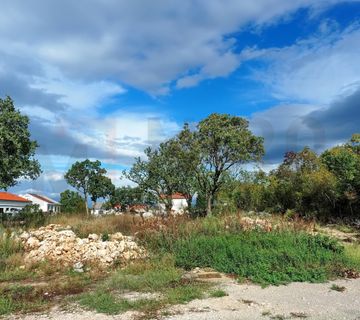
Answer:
73, 261, 84, 273
18, 224, 146, 268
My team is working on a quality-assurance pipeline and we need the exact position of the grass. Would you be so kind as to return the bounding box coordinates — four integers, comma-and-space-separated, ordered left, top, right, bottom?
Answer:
79, 256, 210, 316
0, 284, 47, 315
330, 284, 346, 292
209, 289, 228, 298
139, 216, 360, 286
46, 213, 143, 238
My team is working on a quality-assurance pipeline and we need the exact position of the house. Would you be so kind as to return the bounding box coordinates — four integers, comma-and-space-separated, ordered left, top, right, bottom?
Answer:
92, 202, 105, 215
128, 204, 148, 213
21, 193, 61, 213
0, 192, 31, 215
160, 193, 189, 215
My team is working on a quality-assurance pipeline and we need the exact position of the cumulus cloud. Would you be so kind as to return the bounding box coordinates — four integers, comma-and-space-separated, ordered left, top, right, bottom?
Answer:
249, 22, 360, 104
0, 0, 346, 94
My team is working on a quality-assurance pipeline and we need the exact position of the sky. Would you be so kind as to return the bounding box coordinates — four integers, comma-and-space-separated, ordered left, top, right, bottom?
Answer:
1, 0, 360, 199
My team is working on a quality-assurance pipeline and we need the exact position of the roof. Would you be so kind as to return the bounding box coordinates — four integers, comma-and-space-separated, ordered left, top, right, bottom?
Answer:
28, 193, 59, 204
160, 192, 190, 200
0, 192, 31, 203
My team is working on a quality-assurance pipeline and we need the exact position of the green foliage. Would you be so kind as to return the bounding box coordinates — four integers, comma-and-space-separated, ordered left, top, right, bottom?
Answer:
194, 113, 264, 215
330, 284, 346, 292
0, 96, 41, 190
0, 204, 45, 227
141, 222, 357, 286
79, 256, 209, 315
108, 186, 156, 211
64, 159, 113, 214
125, 113, 264, 215
79, 291, 134, 315
125, 135, 197, 213
209, 289, 228, 298
60, 190, 86, 214
105, 256, 181, 292
19, 204, 45, 227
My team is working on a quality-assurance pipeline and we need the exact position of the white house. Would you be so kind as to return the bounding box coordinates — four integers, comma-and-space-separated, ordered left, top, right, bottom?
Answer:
160, 193, 189, 215
21, 193, 61, 213
0, 192, 31, 215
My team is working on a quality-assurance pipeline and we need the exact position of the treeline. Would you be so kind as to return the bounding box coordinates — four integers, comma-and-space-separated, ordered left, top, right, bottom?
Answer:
62, 113, 360, 221
220, 135, 360, 220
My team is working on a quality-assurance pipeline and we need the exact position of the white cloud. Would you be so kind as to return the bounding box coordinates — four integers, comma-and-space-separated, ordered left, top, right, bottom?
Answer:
0, 0, 348, 94
250, 23, 360, 104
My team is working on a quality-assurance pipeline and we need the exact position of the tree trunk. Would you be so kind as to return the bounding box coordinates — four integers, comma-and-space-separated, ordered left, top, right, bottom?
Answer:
206, 194, 213, 216
84, 193, 89, 215
165, 201, 172, 216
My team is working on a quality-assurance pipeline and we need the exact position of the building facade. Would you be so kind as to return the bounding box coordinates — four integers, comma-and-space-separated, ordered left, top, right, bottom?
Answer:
21, 193, 61, 213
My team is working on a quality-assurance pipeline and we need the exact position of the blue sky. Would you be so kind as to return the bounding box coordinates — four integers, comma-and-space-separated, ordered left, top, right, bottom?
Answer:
1, 0, 360, 198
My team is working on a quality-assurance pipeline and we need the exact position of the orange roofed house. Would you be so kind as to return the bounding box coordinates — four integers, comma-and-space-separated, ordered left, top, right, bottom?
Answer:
159, 193, 189, 215
0, 192, 31, 215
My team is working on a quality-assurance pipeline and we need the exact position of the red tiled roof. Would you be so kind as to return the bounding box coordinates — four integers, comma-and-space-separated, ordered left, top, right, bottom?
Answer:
160, 193, 190, 200
29, 193, 55, 204
0, 192, 31, 203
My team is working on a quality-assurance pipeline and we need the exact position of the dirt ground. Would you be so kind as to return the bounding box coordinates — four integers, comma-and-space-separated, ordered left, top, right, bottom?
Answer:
5, 277, 360, 320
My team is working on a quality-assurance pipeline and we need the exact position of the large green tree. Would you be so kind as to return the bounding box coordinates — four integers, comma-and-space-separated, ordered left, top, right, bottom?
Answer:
0, 96, 41, 189
64, 159, 111, 215
59, 190, 86, 214
88, 174, 114, 210
125, 139, 196, 214
193, 113, 264, 215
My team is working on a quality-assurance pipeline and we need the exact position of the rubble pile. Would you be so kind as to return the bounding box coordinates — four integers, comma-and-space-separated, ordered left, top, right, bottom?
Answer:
240, 217, 273, 231
19, 224, 146, 268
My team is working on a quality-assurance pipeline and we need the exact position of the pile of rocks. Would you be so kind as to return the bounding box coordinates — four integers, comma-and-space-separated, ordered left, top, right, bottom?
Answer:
18, 224, 146, 268
240, 217, 272, 231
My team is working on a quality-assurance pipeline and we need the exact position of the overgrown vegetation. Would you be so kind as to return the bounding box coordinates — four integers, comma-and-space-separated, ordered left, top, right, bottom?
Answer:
79, 256, 207, 316
137, 216, 360, 286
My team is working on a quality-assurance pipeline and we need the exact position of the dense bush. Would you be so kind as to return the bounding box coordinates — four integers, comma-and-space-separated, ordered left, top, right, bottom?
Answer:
171, 232, 351, 285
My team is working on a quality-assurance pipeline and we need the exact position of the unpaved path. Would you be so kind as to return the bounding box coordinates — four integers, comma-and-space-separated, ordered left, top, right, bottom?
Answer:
5, 278, 360, 320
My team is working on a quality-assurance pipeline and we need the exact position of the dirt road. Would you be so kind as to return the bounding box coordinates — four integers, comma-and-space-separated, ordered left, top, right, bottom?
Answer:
6, 277, 360, 320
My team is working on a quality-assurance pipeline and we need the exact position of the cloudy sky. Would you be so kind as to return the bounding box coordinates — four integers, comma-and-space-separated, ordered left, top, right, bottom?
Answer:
1, 0, 360, 198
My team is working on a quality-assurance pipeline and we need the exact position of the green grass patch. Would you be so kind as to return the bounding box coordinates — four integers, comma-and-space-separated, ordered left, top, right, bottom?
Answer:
165, 284, 204, 304
209, 289, 228, 298
330, 284, 346, 292
0, 284, 47, 315
79, 256, 211, 316
105, 255, 181, 292
146, 229, 359, 286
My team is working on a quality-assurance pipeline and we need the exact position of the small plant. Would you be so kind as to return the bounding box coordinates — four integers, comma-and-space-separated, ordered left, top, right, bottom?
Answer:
101, 232, 109, 241
330, 284, 346, 292
262, 310, 271, 316
290, 312, 308, 318
209, 289, 228, 298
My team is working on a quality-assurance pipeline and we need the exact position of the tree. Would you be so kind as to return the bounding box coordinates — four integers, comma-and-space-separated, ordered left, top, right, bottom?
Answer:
88, 175, 114, 210
125, 127, 199, 215
0, 96, 41, 190
60, 190, 86, 214
193, 114, 264, 215
64, 159, 110, 215
108, 186, 156, 211
321, 142, 360, 217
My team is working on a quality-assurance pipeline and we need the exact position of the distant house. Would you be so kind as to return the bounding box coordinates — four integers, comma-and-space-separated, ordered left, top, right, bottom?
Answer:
0, 192, 31, 215
92, 202, 105, 215
160, 193, 189, 215
129, 204, 148, 213
21, 193, 61, 213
